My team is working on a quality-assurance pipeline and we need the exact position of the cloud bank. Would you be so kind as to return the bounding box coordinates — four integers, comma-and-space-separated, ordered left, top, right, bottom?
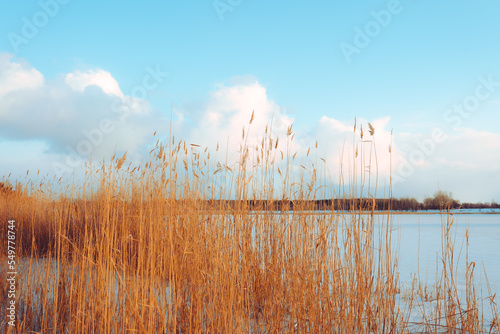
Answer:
0, 54, 167, 172
1, 54, 499, 202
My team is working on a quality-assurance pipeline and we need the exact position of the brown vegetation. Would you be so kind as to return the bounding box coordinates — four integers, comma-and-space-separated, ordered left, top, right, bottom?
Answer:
1, 118, 498, 333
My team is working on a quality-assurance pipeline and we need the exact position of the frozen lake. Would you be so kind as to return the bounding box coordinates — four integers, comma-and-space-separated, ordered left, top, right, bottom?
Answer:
9, 212, 499, 332
384, 212, 500, 330
393, 213, 500, 294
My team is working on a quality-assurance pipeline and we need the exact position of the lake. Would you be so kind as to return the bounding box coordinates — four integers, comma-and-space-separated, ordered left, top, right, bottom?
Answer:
10, 211, 500, 332
392, 213, 500, 293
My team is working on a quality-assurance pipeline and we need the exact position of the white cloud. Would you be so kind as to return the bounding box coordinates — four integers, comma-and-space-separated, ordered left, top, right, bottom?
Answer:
65, 69, 123, 97
0, 53, 44, 99
391, 127, 500, 202
175, 80, 400, 198
0, 55, 166, 170
318, 116, 352, 133
179, 79, 294, 165
309, 116, 395, 191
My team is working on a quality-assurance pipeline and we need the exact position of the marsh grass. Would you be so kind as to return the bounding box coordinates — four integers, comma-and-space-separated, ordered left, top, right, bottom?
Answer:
1, 117, 499, 333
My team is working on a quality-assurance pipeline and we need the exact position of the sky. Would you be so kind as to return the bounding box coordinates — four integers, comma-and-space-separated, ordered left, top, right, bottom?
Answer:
0, 0, 499, 203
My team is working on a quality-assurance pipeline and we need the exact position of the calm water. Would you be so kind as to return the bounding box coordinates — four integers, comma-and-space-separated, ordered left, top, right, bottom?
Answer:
15, 213, 500, 297
392, 213, 500, 294
10, 212, 500, 331
384, 213, 500, 329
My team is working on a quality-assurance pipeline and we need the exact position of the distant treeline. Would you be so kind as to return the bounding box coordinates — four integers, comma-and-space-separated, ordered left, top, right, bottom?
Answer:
459, 202, 500, 210
203, 198, 498, 212
203, 191, 499, 212
203, 198, 383, 212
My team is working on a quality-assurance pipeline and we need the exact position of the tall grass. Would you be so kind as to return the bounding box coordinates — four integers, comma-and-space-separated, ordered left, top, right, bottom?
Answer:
1, 117, 498, 333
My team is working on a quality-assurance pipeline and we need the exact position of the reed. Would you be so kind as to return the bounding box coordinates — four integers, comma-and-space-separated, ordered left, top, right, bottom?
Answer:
0, 117, 498, 333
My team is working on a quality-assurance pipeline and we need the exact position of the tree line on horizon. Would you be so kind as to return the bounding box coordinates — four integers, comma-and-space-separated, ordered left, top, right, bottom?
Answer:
1, 182, 498, 212
223, 191, 498, 211
389, 190, 499, 211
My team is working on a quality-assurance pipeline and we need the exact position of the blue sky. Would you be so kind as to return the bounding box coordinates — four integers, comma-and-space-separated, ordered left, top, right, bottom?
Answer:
1, 0, 499, 202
